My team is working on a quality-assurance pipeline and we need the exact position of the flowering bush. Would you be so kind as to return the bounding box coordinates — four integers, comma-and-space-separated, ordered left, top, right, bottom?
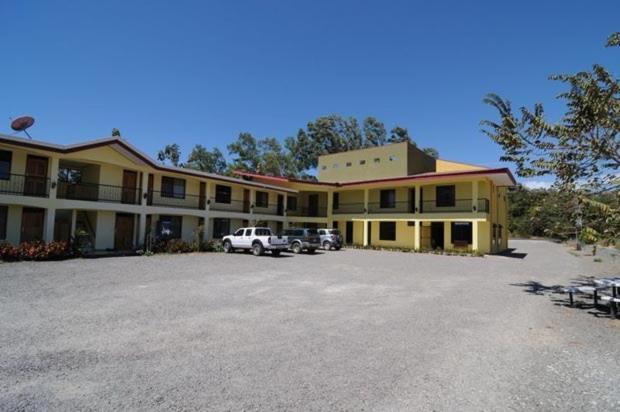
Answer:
0, 241, 72, 262
0, 242, 20, 262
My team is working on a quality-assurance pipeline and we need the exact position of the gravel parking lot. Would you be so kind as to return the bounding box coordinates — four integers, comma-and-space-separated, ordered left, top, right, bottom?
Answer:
1, 240, 618, 411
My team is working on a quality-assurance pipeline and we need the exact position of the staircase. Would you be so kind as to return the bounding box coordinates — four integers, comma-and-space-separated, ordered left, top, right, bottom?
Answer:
74, 211, 96, 254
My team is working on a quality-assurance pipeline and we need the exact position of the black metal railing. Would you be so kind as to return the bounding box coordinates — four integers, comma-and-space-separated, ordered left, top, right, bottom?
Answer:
149, 190, 205, 210
332, 202, 365, 214
0, 173, 50, 198
209, 198, 250, 213
57, 181, 141, 204
420, 198, 489, 213
253, 203, 284, 216
368, 201, 415, 214
286, 206, 328, 217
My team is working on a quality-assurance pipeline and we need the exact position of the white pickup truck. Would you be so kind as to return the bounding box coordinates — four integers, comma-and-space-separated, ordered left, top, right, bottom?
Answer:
222, 227, 289, 256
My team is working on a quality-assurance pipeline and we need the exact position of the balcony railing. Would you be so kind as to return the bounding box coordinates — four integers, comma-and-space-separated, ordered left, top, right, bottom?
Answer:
286, 206, 328, 217
333, 202, 365, 214
420, 198, 489, 213
0, 173, 50, 198
253, 203, 284, 216
368, 201, 415, 214
149, 191, 205, 210
209, 198, 250, 213
57, 181, 140, 204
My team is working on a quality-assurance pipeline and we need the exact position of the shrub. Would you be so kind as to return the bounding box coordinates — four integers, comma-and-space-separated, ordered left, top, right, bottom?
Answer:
18, 241, 71, 261
165, 239, 193, 254
0, 242, 20, 262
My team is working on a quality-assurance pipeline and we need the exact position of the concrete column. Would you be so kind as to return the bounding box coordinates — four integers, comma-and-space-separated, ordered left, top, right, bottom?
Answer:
140, 172, 149, 206
70, 209, 77, 238
138, 213, 147, 247
49, 157, 60, 199
204, 181, 210, 211
363, 220, 369, 246
472, 220, 479, 251
250, 188, 256, 215
414, 220, 421, 250
472, 180, 479, 212
363, 189, 369, 214
44, 208, 56, 242
415, 185, 421, 213
444, 221, 451, 250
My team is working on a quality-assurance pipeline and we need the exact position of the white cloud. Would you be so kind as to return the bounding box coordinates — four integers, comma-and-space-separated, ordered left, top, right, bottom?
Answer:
521, 180, 553, 190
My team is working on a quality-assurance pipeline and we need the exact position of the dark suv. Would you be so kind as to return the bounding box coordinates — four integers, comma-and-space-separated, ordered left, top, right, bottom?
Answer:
283, 228, 321, 254
318, 228, 343, 250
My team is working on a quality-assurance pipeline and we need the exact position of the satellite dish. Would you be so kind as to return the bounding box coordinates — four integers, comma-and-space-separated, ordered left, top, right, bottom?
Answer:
10, 115, 35, 139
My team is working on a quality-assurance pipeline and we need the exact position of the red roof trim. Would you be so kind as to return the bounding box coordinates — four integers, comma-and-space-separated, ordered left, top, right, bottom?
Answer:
235, 168, 517, 187
341, 168, 517, 186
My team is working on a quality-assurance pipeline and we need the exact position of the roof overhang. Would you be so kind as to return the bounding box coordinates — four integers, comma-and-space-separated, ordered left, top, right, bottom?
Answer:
0, 134, 297, 194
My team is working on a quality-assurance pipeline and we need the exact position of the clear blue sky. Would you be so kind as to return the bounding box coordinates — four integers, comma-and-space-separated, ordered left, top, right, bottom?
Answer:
2, 0, 618, 185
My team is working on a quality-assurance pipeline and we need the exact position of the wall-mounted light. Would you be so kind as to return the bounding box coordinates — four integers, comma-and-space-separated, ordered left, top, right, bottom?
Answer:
207, 199, 211, 205
51, 181, 57, 189
473, 205, 477, 212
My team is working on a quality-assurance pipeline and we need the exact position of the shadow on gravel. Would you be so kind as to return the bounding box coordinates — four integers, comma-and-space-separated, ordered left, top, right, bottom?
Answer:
511, 278, 618, 320
494, 248, 528, 259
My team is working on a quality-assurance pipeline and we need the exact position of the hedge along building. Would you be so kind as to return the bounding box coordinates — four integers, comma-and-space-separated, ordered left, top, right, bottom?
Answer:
0, 134, 296, 250
236, 141, 516, 254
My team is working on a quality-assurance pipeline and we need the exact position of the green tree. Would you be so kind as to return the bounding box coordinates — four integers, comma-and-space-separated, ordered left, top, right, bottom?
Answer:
388, 126, 411, 144
258, 137, 296, 176
157, 144, 181, 167
482, 33, 619, 246
285, 129, 318, 172
422, 147, 439, 159
227, 132, 260, 172
363, 116, 387, 146
185, 145, 227, 174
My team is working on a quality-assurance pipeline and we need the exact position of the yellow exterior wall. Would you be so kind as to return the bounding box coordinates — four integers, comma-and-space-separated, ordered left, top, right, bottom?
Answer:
369, 220, 417, 248
318, 142, 414, 183
95, 211, 115, 250
435, 159, 486, 172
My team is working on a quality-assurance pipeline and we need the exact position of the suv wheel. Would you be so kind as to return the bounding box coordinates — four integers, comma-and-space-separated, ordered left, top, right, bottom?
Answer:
252, 242, 264, 256
223, 240, 233, 253
291, 242, 302, 254
322, 240, 332, 250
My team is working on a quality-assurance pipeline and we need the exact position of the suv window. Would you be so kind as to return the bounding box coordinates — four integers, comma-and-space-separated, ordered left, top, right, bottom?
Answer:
329, 229, 341, 235
318, 230, 325, 235
234, 229, 244, 236
244, 229, 252, 236
307, 229, 318, 236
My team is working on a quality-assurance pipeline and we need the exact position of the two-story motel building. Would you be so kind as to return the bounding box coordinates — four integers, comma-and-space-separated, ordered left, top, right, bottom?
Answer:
0, 134, 515, 254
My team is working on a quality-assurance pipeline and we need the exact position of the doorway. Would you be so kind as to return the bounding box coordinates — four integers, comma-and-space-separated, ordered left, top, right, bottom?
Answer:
431, 222, 444, 249
115, 213, 135, 250
24, 155, 48, 197
277, 194, 284, 216
122, 170, 138, 204
243, 189, 250, 213
21, 207, 45, 242
367, 221, 372, 246
346, 221, 353, 244
308, 194, 319, 217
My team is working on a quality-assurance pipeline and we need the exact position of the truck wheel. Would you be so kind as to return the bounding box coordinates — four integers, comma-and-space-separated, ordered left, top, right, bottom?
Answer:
322, 241, 332, 250
307, 248, 316, 254
291, 242, 302, 254
223, 240, 233, 253
272, 250, 281, 257
252, 242, 264, 256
